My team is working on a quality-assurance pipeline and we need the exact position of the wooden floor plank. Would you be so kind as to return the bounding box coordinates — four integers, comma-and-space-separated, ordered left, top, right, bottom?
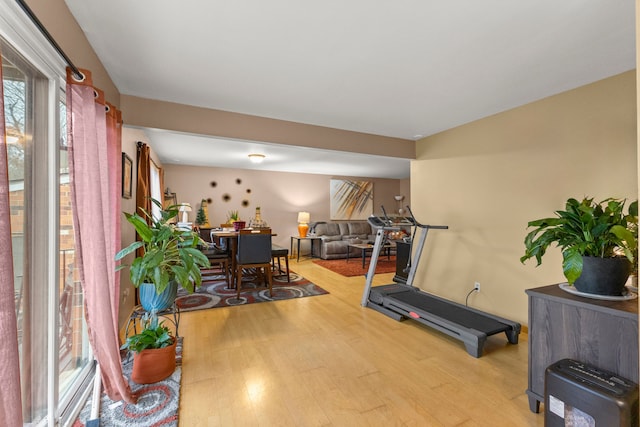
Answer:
178, 259, 544, 426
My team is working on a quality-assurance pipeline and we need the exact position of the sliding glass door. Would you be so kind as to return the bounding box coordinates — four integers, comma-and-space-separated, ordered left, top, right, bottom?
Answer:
1, 10, 93, 426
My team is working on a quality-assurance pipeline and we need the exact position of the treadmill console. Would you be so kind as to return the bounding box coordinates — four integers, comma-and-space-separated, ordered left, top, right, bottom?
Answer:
367, 216, 388, 228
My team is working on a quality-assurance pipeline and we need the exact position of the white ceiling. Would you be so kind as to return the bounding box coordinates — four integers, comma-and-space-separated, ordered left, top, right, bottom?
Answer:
141, 127, 411, 179
64, 0, 635, 178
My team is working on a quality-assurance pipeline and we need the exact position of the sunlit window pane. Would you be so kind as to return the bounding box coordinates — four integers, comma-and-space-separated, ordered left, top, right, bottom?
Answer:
58, 99, 91, 402
3, 35, 93, 426
3, 41, 44, 425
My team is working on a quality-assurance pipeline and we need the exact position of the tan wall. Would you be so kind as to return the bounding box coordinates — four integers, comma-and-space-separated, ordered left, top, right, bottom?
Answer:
26, 0, 120, 105
122, 96, 415, 159
412, 70, 637, 326
117, 128, 164, 327
163, 164, 405, 249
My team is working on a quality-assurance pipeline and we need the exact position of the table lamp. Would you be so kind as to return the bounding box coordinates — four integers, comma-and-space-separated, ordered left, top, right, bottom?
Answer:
179, 203, 192, 223
297, 211, 310, 238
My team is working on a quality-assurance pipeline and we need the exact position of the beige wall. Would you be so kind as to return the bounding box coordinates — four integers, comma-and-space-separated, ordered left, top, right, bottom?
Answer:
163, 164, 405, 249
122, 96, 415, 159
26, 0, 120, 105
118, 128, 164, 326
412, 70, 637, 325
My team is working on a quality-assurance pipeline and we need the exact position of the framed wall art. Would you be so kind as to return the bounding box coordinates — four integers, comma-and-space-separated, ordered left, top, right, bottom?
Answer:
330, 179, 373, 220
121, 153, 132, 199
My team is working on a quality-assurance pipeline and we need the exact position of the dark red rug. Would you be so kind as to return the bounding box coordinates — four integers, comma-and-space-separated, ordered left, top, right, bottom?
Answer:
313, 256, 397, 277
175, 271, 328, 311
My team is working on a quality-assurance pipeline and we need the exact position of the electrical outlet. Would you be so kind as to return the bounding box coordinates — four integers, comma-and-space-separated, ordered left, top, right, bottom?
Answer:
474, 282, 481, 292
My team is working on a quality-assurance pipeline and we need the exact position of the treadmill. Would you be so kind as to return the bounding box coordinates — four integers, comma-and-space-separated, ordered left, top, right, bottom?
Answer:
361, 208, 520, 358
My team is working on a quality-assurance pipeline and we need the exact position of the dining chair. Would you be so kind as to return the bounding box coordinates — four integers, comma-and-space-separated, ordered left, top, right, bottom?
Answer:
203, 250, 231, 288
271, 244, 290, 282
200, 238, 231, 288
235, 228, 273, 299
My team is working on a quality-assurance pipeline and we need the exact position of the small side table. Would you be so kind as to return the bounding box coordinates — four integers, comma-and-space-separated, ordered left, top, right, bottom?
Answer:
347, 243, 394, 268
290, 236, 321, 262
125, 303, 181, 338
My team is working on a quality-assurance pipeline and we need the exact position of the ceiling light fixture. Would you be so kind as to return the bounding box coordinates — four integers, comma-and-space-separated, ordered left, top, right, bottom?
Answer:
248, 153, 266, 164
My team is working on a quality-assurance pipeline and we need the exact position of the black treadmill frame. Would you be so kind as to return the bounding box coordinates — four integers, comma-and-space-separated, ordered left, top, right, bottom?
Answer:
361, 211, 521, 358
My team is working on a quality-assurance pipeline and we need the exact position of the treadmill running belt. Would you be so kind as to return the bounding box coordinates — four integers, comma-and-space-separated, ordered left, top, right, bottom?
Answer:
391, 291, 508, 335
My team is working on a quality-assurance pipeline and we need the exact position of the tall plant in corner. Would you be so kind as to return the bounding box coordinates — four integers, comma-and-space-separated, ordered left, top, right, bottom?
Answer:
115, 199, 210, 310
521, 197, 637, 286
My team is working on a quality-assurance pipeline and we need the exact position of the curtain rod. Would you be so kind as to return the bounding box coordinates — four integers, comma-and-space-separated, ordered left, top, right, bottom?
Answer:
14, 0, 84, 81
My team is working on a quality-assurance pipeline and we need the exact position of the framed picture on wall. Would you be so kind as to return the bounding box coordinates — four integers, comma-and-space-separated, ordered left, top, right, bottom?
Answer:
121, 153, 132, 199
330, 179, 373, 220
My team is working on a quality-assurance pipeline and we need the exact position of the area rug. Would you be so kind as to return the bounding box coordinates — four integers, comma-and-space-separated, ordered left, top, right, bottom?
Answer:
73, 337, 183, 427
313, 256, 397, 277
175, 271, 328, 312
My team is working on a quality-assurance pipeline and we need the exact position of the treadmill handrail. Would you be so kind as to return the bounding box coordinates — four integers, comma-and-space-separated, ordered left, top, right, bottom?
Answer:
361, 209, 447, 306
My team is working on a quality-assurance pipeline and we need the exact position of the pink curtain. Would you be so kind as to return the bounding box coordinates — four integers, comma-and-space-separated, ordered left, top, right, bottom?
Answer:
0, 46, 24, 427
66, 68, 136, 403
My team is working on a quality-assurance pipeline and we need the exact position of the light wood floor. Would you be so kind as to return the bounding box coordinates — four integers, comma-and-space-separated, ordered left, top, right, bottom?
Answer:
178, 259, 544, 426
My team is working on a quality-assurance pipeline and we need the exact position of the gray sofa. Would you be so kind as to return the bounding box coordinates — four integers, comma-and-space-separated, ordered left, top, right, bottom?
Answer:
311, 221, 375, 259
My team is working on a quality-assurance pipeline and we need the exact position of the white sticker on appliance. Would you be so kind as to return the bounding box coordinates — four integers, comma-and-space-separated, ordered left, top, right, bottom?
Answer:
548, 395, 565, 418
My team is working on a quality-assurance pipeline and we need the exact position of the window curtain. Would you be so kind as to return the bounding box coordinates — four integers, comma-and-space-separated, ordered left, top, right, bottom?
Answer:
66, 68, 136, 403
134, 142, 151, 307
0, 45, 24, 427
136, 141, 151, 219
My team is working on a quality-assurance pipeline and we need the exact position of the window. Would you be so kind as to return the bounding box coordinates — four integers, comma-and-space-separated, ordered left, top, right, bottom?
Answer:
150, 159, 162, 220
58, 93, 92, 421
1, 2, 93, 424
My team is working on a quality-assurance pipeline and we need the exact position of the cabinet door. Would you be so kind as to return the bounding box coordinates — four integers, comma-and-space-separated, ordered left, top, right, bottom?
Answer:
529, 295, 639, 399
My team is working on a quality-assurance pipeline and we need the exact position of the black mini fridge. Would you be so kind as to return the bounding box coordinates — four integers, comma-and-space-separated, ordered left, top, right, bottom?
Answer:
545, 358, 638, 427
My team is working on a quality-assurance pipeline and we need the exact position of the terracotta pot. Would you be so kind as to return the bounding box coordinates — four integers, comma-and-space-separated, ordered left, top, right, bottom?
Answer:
574, 256, 631, 296
131, 339, 177, 384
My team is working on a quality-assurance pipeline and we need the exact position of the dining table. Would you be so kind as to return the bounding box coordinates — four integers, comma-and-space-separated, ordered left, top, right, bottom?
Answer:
209, 229, 277, 288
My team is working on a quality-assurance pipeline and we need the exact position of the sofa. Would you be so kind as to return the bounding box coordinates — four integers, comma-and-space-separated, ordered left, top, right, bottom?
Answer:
310, 221, 375, 259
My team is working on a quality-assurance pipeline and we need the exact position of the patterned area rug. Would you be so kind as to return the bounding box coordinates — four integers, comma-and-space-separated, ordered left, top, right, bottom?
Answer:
175, 271, 329, 312
313, 256, 397, 277
73, 337, 183, 427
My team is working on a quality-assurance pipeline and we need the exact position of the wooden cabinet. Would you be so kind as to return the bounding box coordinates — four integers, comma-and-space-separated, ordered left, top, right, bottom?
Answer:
525, 284, 638, 413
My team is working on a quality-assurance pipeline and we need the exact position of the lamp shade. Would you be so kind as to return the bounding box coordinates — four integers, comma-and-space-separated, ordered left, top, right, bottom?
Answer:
297, 212, 310, 224
179, 203, 192, 224
297, 211, 310, 237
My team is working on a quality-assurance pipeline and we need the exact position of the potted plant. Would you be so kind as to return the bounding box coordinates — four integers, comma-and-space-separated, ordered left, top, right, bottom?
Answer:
121, 312, 176, 384
115, 198, 211, 312
228, 210, 245, 231
520, 197, 638, 296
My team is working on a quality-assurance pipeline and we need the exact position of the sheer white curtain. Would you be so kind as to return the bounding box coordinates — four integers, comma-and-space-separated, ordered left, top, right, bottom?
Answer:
0, 45, 24, 427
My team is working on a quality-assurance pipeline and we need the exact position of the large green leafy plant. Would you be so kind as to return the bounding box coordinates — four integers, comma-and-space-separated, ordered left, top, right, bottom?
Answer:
115, 199, 210, 294
520, 197, 638, 284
